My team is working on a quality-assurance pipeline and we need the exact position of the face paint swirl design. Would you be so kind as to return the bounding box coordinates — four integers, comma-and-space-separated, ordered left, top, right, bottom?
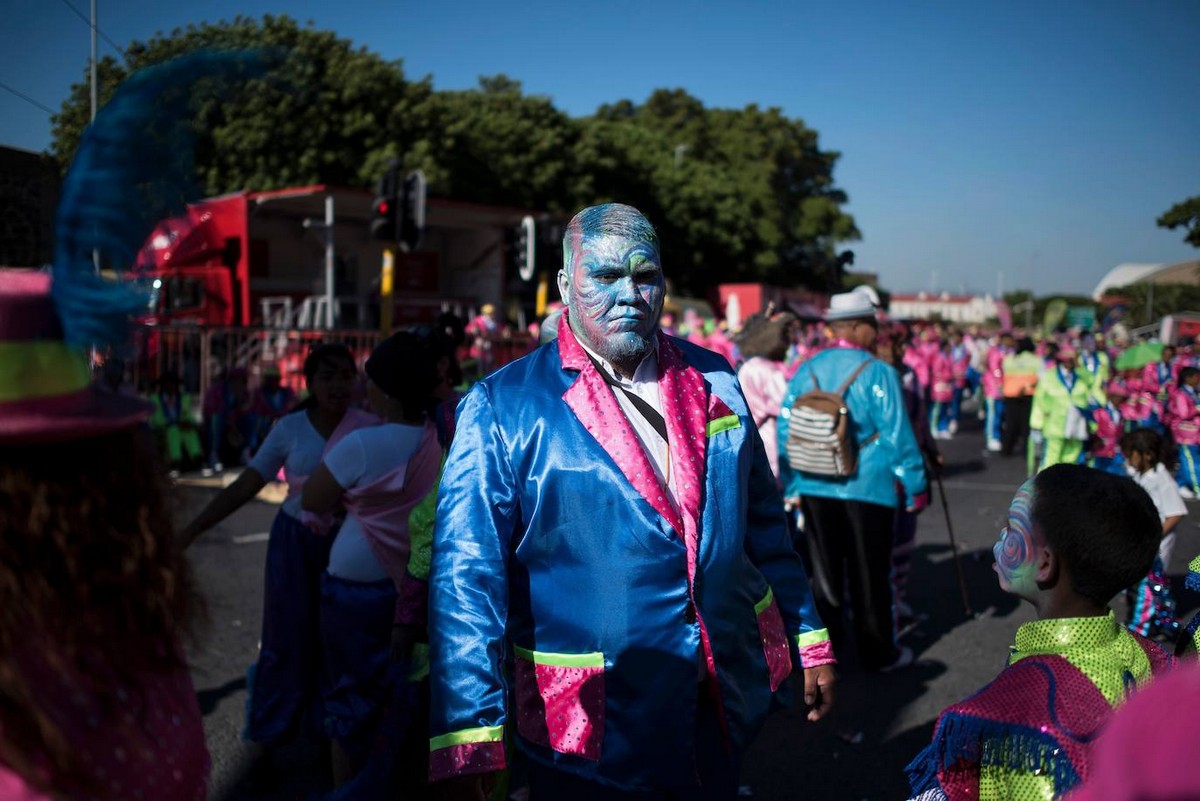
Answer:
560, 205, 665, 369
994, 477, 1042, 599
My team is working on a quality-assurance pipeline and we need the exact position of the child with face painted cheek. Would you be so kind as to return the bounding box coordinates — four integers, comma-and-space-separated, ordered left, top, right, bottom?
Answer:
907, 465, 1172, 801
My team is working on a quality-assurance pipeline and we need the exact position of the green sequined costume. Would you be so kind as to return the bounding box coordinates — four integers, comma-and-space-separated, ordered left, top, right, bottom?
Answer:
908, 613, 1172, 801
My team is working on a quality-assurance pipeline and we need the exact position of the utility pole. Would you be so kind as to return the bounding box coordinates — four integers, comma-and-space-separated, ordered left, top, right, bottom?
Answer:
324, 195, 335, 330
90, 0, 97, 122
380, 249, 394, 333
302, 195, 338, 330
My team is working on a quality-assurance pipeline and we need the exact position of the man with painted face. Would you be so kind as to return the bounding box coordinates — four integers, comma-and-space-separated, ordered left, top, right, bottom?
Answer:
906, 465, 1172, 801
427, 203, 835, 800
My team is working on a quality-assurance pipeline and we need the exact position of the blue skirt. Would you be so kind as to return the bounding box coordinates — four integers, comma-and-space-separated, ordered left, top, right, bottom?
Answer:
320, 571, 399, 761
244, 510, 333, 745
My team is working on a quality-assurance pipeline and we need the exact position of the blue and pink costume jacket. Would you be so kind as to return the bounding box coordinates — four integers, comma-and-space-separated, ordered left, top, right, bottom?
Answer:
982, 346, 1007, 401
929, 350, 956, 404
427, 315, 833, 789
1143, 359, 1179, 399
1111, 376, 1159, 431
1087, 403, 1125, 474
1165, 384, 1200, 447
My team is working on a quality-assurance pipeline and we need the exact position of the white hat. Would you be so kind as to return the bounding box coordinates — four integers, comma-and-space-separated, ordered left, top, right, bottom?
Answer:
824, 285, 881, 321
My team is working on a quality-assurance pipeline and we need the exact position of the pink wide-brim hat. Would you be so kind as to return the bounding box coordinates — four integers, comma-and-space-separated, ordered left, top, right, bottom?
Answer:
0, 270, 150, 444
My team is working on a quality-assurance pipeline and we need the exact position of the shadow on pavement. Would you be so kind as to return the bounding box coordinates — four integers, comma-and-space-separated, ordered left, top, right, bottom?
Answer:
197, 676, 248, 716
213, 735, 331, 801
742, 540, 1023, 800
938, 458, 986, 478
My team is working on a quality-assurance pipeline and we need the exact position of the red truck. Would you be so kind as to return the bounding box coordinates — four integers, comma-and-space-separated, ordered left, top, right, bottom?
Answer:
132, 185, 538, 392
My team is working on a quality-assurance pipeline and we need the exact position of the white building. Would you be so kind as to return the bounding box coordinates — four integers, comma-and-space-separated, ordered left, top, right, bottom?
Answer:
888, 292, 1002, 324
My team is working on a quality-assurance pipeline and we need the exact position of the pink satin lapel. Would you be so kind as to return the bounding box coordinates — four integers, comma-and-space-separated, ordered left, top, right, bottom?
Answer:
656, 334, 709, 543
558, 318, 684, 535
656, 334, 721, 689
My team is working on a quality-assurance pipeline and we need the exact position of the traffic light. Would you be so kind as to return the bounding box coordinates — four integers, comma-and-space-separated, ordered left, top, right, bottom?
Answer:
398, 170, 426, 252
514, 215, 536, 281
370, 160, 401, 242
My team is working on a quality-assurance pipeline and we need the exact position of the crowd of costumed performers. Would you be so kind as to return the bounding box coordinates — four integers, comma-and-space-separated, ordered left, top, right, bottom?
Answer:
13, 50, 1200, 801
14, 96, 1200, 799
9, 265, 1200, 800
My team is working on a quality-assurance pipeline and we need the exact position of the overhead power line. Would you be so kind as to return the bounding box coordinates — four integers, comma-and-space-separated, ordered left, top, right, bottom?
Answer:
0, 81, 56, 115
56, 0, 125, 56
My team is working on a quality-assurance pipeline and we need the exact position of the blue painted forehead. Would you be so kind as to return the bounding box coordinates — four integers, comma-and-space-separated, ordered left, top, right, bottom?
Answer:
564, 203, 660, 263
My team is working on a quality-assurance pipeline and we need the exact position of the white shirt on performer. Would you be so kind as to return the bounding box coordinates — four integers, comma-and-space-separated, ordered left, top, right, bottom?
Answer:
323, 422, 426, 583
247, 411, 328, 519
1128, 462, 1187, 569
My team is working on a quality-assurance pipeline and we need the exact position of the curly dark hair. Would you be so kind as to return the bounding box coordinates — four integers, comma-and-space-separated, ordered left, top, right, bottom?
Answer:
0, 427, 201, 800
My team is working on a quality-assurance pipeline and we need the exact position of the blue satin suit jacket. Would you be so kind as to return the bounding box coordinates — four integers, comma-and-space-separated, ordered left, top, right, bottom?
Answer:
428, 318, 832, 791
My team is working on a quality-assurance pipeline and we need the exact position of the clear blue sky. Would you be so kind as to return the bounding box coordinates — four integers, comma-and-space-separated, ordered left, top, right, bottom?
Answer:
3, 0, 1198, 296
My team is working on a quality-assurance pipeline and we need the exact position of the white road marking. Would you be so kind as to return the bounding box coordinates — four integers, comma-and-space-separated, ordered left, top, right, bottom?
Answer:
232, 532, 270, 545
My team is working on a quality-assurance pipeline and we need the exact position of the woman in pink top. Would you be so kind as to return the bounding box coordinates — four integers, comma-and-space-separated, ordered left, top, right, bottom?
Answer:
982, 333, 1014, 451
928, 339, 956, 439
303, 331, 444, 790
1142, 344, 1179, 400
1113, 369, 1163, 434
734, 309, 796, 486
1167, 367, 1200, 497
181, 344, 379, 751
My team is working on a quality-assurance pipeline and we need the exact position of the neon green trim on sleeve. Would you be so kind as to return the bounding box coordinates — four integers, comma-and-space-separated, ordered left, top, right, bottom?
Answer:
512, 645, 604, 668
706, 414, 741, 437
795, 629, 831, 647
754, 587, 775, 615
429, 724, 504, 751
406, 643, 430, 682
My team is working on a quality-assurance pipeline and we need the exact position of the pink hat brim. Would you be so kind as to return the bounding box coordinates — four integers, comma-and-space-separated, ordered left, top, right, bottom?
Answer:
0, 387, 152, 444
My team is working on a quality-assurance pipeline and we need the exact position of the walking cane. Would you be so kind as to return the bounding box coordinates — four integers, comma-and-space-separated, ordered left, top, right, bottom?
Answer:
927, 458, 974, 618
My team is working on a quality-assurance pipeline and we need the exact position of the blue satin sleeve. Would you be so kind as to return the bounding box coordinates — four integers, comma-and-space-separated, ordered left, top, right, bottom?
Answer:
740, 406, 829, 644
428, 383, 519, 751
866, 362, 928, 505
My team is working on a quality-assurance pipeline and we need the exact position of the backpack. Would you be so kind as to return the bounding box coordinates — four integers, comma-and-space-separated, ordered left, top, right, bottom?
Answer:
785, 358, 877, 478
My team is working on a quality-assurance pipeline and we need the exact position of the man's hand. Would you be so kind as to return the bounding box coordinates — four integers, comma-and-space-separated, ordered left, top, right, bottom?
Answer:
802, 664, 836, 722
906, 490, 930, 514
438, 772, 498, 801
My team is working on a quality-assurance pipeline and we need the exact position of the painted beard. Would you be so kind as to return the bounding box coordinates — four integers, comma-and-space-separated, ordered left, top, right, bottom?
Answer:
581, 321, 657, 365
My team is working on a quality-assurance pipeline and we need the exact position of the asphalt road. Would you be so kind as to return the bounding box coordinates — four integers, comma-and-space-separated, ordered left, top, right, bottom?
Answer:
179, 412, 1200, 801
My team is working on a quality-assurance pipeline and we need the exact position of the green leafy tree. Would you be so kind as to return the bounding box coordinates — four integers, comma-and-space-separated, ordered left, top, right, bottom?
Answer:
423, 75, 579, 211
574, 90, 858, 294
1157, 197, 1200, 248
1104, 283, 1200, 325
51, 16, 431, 194
49, 18, 858, 293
